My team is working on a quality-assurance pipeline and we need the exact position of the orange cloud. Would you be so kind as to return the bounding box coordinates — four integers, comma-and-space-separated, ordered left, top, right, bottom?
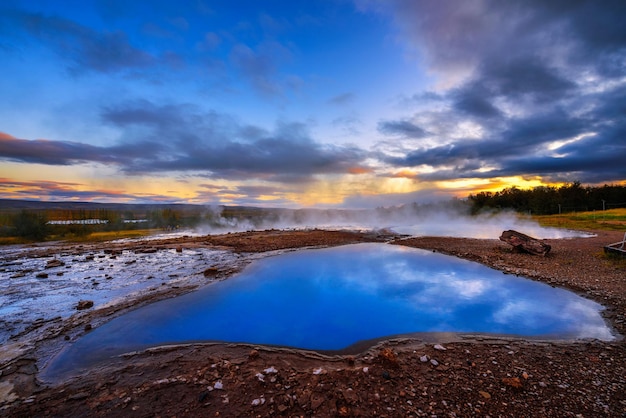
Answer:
391, 170, 417, 179
0, 132, 18, 140
347, 166, 373, 175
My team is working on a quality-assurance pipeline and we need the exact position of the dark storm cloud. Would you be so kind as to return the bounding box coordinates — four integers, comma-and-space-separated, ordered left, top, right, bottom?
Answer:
370, 0, 626, 185
0, 134, 126, 165
1, 8, 153, 73
450, 87, 501, 119
1, 101, 368, 181
378, 120, 429, 138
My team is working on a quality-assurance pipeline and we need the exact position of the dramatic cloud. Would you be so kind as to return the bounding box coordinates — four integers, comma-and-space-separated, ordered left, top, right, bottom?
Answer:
0, 101, 369, 182
1, 1, 624, 206
370, 0, 626, 185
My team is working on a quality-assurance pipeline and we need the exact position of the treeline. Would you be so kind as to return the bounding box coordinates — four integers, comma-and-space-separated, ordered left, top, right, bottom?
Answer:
0, 207, 205, 241
468, 182, 626, 215
0, 205, 288, 241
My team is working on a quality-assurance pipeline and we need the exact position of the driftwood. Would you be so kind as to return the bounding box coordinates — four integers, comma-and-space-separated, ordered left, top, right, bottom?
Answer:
499, 230, 551, 256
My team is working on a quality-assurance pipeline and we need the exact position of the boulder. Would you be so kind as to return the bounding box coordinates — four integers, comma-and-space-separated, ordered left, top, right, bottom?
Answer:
499, 230, 551, 256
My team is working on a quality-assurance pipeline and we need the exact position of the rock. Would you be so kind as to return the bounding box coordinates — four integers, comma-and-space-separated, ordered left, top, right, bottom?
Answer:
203, 267, 219, 277
310, 393, 325, 409
198, 391, 209, 403
502, 377, 523, 388
46, 259, 65, 268
36, 273, 48, 278
76, 300, 94, 310
499, 230, 551, 256
378, 347, 399, 368
479, 390, 491, 399
433, 344, 447, 351
420, 355, 429, 363
430, 359, 439, 366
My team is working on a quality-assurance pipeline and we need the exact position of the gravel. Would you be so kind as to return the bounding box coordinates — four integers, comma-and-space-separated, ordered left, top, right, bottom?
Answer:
1, 229, 625, 417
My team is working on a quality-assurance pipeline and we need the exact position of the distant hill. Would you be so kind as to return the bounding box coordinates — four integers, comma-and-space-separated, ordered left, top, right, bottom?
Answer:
0, 199, 211, 212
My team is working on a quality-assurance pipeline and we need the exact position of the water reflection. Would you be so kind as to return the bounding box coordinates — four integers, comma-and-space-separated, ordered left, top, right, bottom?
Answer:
44, 243, 613, 379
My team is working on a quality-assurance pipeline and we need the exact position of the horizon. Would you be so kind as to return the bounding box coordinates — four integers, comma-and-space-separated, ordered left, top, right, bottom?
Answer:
1, 1, 625, 208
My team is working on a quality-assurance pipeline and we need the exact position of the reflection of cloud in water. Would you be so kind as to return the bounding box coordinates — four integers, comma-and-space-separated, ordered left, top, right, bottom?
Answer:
449, 279, 488, 298
43, 243, 615, 381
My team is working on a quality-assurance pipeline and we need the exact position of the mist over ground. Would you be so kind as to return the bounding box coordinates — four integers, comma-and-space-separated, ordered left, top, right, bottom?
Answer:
194, 201, 589, 239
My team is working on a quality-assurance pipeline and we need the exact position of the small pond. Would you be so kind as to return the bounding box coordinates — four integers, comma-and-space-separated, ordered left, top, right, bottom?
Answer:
43, 243, 614, 380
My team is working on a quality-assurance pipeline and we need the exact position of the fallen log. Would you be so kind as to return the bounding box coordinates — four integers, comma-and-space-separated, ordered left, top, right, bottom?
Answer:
499, 230, 551, 256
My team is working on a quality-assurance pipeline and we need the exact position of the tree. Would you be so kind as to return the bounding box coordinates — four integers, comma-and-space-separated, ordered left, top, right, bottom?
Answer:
12, 210, 48, 241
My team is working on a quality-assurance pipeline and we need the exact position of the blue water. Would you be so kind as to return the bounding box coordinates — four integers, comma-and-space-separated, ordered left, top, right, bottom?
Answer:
43, 243, 613, 379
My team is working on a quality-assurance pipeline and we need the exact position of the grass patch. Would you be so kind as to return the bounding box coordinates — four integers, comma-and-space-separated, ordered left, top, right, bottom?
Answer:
62, 229, 158, 243
533, 208, 626, 231
0, 236, 30, 245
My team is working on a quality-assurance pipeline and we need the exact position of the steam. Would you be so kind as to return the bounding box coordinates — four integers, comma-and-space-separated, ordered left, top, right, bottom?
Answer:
193, 201, 591, 239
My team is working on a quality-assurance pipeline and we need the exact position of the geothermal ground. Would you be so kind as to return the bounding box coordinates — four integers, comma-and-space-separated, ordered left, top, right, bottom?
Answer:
1, 229, 625, 417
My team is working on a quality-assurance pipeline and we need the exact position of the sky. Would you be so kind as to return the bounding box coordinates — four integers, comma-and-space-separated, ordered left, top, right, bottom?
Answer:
0, 0, 625, 208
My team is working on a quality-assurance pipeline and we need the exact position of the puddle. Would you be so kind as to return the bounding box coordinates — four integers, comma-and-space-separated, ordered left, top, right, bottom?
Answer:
42, 243, 614, 380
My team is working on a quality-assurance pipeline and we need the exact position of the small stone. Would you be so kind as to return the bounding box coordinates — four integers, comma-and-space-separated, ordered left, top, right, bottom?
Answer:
36, 273, 48, 279
248, 349, 259, 360
251, 397, 265, 406
264, 366, 278, 374
502, 377, 523, 388
214, 381, 223, 390
433, 344, 447, 351
378, 347, 399, 367
420, 355, 429, 363
312, 367, 325, 375
430, 359, 439, 366
479, 390, 491, 399
310, 393, 325, 410
203, 267, 219, 277
46, 259, 65, 269
362, 367, 369, 373
522, 372, 529, 379
76, 300, 94, 310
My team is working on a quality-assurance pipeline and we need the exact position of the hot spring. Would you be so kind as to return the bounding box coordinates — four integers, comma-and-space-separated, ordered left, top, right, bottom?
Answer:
42, 243, 614, 380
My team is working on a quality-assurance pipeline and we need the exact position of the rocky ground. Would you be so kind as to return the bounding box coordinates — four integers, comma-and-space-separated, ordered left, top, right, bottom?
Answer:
1, 229, 625, 417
